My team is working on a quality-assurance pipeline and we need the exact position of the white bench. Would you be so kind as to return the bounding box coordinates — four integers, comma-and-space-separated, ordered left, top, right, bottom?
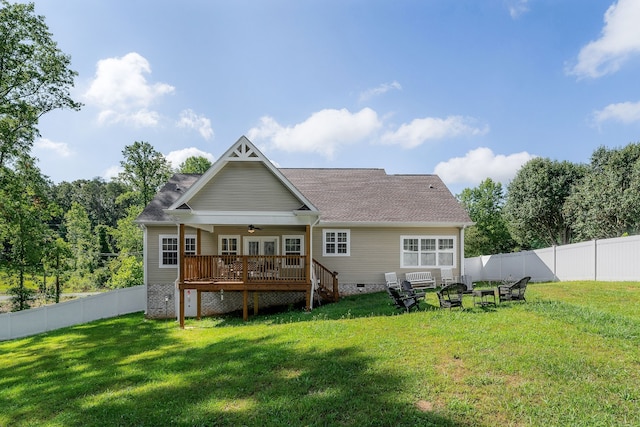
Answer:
405, 271, 436, 289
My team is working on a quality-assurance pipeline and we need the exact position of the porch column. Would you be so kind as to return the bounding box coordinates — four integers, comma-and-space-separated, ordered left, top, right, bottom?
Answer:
305, 224, 312, 311
305, 225, 311, 284
179, 224, 185, 284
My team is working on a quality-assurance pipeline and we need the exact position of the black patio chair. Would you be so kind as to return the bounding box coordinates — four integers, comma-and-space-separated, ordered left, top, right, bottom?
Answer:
436, 283, 466, 310
386, 285, 420, 313
497, 276, 531, 302
400, 279, 427, 301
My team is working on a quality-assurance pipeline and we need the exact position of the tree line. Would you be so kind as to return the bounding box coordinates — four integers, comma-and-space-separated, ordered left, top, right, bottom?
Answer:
0, 0, 216, 311
458, 143, 640, 257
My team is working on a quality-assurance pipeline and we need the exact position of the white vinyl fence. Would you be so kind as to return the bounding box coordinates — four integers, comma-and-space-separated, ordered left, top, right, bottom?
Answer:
0, 285, 146, 341
464, 235, 640, 283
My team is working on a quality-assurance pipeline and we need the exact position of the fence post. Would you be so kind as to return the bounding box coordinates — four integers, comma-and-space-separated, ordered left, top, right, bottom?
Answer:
594, 239, 598, 281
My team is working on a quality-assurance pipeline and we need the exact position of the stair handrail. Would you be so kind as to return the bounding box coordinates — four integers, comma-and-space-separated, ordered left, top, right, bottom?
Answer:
312, 258, 339, 302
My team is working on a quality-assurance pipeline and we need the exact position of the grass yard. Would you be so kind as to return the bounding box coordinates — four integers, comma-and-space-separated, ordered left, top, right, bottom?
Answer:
1, 281, 639, 426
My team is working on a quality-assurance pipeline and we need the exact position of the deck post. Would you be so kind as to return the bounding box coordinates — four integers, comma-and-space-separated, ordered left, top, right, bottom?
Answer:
253, 292, 259, 315
243, 290, 249, 321
179, 284, 185, 328
196, 290, 202, 320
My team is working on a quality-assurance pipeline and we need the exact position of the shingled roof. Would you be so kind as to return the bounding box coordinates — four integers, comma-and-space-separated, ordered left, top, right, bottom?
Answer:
137, 168, 471, 226
136, 173, 201, 223
281, 168, 471, 225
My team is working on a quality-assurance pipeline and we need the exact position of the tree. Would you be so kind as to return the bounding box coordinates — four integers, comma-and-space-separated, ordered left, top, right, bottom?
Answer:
117, 141, 172, 206
106, 205, 143, 289
178, 156, 212, 174
108, 254, 143, 288
42, 237, 71, 303
0, 157, 54, 310
0, 1, 81, 168
64, 202, 100, 288
52, 178, 132, 230
110, 205, 143, 255
457, 178, 516, 256
503, 158, 587, 248
564, 143, 640, 240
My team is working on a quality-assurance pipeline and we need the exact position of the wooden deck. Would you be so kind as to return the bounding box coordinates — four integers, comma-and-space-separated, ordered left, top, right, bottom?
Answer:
177, 255, 339, 327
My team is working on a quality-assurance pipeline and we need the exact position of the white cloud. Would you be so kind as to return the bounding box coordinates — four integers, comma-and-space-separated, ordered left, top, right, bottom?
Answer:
359, 81, 402, 102
177, 109, 214, 140
380, 116, 489, 149
593, 100, 640, 125
247, 108, 382, 158
165, 147, 215, 170
84, 52, 175, 126
508, 0, 530, 19
434, 147, 536, 187
568, 0, 640, 78
34, 138, 73, 157
102, 165, 123, 181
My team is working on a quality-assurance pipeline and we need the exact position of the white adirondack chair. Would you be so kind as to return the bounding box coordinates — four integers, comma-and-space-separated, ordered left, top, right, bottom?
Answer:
384, 272, 400, 289
440, 268, 456, 286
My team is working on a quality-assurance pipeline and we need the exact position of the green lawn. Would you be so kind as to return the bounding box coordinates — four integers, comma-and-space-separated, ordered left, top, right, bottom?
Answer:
1, 282, 638, 426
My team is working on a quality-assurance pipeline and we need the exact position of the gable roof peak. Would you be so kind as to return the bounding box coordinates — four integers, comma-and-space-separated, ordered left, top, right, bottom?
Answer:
225, 135, 262, 161
166, 136, 319, 213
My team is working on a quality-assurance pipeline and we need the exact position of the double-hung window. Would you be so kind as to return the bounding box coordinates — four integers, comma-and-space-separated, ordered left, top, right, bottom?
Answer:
219, 235, 239, 255
283, 235, 304, 266
323, 229, 350, 256
159, 234, 197, 268
400, 236, 455, 268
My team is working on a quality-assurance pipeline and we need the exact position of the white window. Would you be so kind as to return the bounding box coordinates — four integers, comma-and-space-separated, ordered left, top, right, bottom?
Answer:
400, 236, 456, 268
323, 229, 350, 256
283, 235, 304, 266
218, 235, 239, 255
185, 236, 196, 256
159, 234, 196, 268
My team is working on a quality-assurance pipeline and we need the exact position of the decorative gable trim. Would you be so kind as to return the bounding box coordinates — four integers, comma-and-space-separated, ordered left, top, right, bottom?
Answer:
228, 140, 261, 160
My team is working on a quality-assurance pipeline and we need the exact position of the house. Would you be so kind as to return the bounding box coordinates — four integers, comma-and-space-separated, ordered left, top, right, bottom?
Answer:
136, 136, 472, 326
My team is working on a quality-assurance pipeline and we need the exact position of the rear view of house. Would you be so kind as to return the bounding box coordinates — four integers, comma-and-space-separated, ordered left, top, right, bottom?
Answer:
136, 136, 472, 325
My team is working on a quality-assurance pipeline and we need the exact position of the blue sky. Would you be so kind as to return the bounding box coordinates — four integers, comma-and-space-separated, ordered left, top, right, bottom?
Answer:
27, 0, 640, 195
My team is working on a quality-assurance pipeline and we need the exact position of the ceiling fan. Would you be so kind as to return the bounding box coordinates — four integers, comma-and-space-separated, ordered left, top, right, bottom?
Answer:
247, 225, 262, 234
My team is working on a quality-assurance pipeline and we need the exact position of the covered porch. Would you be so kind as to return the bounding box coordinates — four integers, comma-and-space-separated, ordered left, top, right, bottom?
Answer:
176, 224, 339, 327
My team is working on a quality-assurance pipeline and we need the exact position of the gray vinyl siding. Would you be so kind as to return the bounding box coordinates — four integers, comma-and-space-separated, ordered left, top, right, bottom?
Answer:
188, 162, 303, 211
312, 226, 463, 285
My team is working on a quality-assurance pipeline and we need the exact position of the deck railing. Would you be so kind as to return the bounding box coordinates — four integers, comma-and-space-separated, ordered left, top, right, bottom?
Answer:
184, 255, 308, 283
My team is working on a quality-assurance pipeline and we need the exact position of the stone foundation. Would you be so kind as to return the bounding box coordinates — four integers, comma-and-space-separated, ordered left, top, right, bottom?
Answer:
147, 283, 177, 319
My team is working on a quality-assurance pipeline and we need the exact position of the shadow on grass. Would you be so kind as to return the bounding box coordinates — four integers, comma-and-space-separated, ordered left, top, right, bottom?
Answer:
0, 313, 468, 427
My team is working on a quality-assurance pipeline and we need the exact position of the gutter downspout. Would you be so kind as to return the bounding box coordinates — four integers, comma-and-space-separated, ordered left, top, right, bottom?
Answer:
140, 224, 148, 316
461, 225, 468, 289
309, 216, 321, 310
